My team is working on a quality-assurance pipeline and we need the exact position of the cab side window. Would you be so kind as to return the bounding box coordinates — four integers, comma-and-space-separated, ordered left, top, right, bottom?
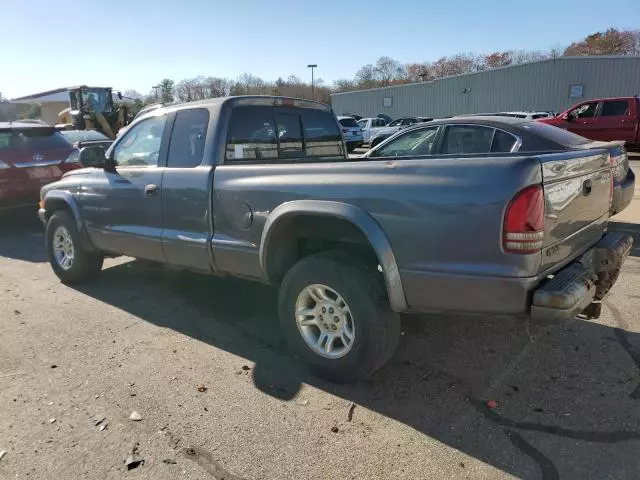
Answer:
600, 100, 630, 117
372, 127, 439, 157
114, 115, 166, 167
491, 129, 519, 153
440, 125, 494, 154
570, 102, 597, 119
167, 108, 209, 168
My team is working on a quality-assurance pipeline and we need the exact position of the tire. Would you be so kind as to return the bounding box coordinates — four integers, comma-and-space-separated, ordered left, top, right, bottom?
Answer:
46, 210, 103, 284
346, 144, 356, 153
370, 138, 382, 148
278, 251, 400, 383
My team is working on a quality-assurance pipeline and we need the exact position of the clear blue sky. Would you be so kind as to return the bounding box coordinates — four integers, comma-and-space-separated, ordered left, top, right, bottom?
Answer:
3, 0, 638, 98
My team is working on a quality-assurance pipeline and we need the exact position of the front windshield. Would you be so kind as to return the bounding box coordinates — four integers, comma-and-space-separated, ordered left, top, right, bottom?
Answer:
81, 88, 112, 113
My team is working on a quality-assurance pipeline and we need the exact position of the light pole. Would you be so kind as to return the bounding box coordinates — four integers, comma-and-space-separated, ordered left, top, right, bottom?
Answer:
152, 84, 161, 101
307, 64, 317, 100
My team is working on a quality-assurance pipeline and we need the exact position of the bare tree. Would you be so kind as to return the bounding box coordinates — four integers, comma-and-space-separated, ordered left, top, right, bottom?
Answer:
631, 30, 640, 56
332, 79, 357, 92
355, 64, 377, 89
484, 51, 512, 69
374, 56, 406, 85
406, 63, 433, 82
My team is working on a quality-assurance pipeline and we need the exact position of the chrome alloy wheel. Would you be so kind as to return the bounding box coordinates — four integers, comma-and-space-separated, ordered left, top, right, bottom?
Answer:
295, 284, 355, 359
52, 226, 75, 270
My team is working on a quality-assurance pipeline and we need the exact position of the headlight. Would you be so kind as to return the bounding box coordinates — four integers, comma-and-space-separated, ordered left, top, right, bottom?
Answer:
0, 160, 10, 169
65, 150, 80, 164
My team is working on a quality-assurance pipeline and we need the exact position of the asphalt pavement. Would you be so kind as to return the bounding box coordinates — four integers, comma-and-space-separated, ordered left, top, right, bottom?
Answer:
1, 213, 640, 479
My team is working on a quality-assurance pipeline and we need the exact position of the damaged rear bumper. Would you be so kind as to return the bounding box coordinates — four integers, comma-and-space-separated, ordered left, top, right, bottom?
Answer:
531, 231, 633, 321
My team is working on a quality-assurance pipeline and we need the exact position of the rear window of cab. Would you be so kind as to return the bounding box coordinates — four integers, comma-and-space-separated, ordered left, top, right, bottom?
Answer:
226, 106, 344, 161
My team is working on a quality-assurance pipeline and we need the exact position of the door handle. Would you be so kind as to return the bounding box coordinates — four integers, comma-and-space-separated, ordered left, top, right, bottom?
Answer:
144, 184, 158, 196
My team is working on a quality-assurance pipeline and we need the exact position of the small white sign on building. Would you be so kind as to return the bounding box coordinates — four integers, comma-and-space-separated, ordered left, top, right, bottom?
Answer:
383, 97, 392, 107
569, 85, 584, 98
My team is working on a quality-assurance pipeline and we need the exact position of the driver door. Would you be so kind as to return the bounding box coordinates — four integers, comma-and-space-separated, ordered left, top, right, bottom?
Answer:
565, 101, 598, 138
80, 114, 169, 261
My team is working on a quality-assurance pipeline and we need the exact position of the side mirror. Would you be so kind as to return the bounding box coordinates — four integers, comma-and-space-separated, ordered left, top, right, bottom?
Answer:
117, 91, 123, 100
79, 146, 108, 168
563, 112, 574, 122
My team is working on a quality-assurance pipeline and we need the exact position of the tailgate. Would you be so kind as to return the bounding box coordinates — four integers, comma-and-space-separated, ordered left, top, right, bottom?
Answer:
565, 140, 632, 215
539, 149, 611, 273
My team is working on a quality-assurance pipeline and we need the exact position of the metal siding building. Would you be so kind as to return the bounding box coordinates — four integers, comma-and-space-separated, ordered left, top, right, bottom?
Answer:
330, 56, 640, 118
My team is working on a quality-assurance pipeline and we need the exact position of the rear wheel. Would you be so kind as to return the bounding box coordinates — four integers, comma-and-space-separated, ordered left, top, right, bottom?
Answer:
46, 211, 103, 284
346, 144, 356, 153
279, 251, 400, 383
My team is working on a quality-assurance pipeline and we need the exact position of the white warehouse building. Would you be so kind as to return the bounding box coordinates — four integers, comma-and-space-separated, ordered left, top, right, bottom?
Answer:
330, 56, 640, 119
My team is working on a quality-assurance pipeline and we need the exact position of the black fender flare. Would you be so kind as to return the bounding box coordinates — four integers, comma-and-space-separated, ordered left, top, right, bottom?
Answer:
260, 200, 407, 312
43, 190, 97, 252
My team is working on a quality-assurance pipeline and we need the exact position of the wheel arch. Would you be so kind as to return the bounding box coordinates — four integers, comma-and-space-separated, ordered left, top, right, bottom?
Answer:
260, 200, 407, 312
43, 190, 97, 252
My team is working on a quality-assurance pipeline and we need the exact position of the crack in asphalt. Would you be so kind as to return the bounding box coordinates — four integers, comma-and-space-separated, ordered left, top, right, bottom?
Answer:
470, 398, 640, 443
504, 430, 559, 480
605, 301, 640, 399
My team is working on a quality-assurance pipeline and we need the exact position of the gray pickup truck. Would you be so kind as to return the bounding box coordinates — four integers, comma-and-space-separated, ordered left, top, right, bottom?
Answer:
39, 96, 634, 383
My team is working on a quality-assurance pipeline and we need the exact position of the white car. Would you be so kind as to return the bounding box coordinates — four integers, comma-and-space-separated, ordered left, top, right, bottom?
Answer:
357, 117, 389, 142
498, 111, 556, 120
336, 116, 364, 152
458, 111, 555, 120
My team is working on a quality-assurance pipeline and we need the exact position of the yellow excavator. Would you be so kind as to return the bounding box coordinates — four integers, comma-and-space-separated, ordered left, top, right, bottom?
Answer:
56, 86, 129, 139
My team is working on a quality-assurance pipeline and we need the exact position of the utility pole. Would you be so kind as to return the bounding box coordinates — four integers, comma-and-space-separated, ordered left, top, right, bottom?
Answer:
152, 85, 161, 101
307, 64, 317, 100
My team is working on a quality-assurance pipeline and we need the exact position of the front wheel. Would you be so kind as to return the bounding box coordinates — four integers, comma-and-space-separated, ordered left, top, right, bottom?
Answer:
46, 211, 103, 284
278, 251, 400, 383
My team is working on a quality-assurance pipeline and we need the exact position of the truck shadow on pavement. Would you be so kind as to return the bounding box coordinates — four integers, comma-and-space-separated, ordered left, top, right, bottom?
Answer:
73, 260, 640, 479
0, 210, 47, 263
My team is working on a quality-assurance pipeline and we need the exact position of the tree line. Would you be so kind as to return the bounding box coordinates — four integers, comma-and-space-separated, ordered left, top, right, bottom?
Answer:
2, 27, 638, 121
123, 27, 639, 111
334, 28, 640, 91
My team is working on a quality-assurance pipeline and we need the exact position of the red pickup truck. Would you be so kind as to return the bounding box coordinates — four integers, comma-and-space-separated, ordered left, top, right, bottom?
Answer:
539, 97, 640, 149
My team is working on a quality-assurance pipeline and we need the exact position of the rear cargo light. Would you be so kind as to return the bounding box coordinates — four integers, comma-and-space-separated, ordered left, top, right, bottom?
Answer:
503, 185, 544, 254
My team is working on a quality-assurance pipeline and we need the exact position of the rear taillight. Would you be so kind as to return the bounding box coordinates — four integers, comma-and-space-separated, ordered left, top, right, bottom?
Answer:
503, 185, 544, 254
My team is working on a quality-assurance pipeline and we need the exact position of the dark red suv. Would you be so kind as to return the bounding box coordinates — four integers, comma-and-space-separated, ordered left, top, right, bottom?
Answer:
0, 123, 81, 210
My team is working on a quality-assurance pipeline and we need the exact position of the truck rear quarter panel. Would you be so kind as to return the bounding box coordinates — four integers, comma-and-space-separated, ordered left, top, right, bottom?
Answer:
212, 155, 544, 313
